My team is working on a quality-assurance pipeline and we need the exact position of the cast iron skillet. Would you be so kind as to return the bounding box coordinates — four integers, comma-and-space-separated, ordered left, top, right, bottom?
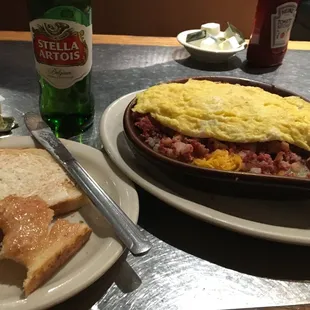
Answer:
123, 76, 310, 198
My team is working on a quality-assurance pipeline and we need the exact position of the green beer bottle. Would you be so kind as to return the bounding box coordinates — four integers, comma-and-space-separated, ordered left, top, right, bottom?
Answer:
27, 0, 94, 137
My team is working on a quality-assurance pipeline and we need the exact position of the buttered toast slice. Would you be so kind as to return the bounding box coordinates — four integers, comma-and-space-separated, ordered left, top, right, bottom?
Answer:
0, 195, 92, 296
0, 148, 87, 215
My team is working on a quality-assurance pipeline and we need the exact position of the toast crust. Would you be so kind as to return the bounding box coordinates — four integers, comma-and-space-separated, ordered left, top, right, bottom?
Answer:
0, 148, 87, 214
0, 196, 92, 296
51, 195, 89, 215
24, 223, 91, 296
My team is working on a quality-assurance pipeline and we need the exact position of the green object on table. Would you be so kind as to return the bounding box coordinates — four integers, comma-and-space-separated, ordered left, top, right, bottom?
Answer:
0, 108, 18, 133
0, 117, 4, 130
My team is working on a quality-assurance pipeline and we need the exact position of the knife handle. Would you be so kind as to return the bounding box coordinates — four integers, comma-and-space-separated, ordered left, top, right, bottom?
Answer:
65, 160, 151, 256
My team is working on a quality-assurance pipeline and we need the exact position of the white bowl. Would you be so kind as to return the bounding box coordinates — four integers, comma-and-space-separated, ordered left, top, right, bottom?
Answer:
177, 29, 247, 64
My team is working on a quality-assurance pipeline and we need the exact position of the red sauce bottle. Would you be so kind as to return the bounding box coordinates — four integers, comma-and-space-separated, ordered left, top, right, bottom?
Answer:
246, 0, 300, 67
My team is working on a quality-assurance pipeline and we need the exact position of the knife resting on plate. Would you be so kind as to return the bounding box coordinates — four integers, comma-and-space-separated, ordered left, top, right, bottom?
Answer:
24, 112, 151, 256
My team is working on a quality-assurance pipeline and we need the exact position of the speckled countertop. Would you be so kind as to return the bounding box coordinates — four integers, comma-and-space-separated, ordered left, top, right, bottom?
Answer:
1, 41, 310, 310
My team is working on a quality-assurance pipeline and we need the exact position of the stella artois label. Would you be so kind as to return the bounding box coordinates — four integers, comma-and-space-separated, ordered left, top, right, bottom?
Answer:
29, 17, 92, 89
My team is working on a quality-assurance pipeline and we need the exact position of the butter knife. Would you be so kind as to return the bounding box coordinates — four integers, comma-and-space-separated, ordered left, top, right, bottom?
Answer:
24, 112, 151, 256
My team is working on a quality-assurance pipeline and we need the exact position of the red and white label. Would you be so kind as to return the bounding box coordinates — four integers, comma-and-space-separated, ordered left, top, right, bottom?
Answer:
30, 19, 92, 89
271, 2, 298, 49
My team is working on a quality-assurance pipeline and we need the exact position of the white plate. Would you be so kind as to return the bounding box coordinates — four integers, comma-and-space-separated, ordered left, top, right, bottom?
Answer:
0, 136, 139, 310
177, 29, 246, 63
100, 91, 310, 246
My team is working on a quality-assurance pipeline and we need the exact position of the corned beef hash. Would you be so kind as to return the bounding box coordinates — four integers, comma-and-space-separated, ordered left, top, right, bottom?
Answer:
132, 79, 310, 179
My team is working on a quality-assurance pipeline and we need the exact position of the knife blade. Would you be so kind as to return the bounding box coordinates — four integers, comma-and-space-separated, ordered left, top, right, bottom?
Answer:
24, 112, 151, 256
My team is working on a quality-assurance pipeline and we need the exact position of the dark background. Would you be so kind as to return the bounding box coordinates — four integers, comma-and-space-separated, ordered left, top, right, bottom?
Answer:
0, 1, 309, 39
0, 1, 259, 37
